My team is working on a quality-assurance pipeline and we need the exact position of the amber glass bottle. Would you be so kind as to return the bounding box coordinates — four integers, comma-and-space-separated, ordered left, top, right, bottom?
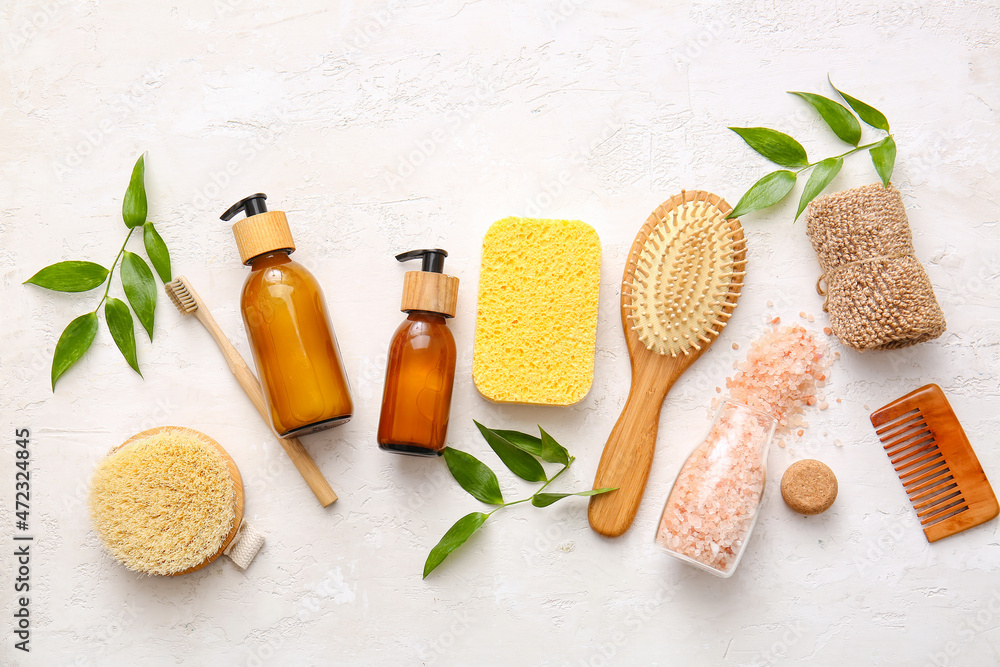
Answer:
378, 249, 459, 456
223, 193, 353, 438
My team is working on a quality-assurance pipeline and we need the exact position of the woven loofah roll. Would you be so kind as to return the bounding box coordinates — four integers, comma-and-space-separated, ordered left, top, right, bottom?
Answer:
806, 183, 946, 351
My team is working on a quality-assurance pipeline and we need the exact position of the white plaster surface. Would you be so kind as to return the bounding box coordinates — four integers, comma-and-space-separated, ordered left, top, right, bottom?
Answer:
1, 0, 999, 665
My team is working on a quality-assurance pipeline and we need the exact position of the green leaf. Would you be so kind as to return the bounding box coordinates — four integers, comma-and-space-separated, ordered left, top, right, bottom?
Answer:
492, 429, 569, 466
423, 512, 489, 578
870, 135, 897, 188
788, 91, 862, 146
122, 154, 147, 228
493, 430, 544, 455
121, 251, 156, 340
442, 447, 504, 505
143, 223, 171, 283
24, 261, 108, 292
795, 157, 843, 221
105, 298, 140, 376
829, 79, 890, 132
531, 488, 616, 508
51, 312, 98, 390
728, 170, 797, 219
475, 421, 547, 483
538, 427, 571, 466
729, 127, 808, 168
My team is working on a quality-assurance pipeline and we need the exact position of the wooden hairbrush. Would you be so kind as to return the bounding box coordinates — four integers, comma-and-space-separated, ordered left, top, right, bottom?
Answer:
870, 384, 998, 542
589, 190, 746, 537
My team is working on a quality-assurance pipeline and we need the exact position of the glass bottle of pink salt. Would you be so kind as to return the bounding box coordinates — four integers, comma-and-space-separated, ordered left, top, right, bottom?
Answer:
655, 400, 778, 577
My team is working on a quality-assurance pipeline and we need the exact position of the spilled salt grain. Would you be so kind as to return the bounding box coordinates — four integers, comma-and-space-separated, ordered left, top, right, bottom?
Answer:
766, 300, 774, 307
824, 327, 832, 335
732, 343, 739, 350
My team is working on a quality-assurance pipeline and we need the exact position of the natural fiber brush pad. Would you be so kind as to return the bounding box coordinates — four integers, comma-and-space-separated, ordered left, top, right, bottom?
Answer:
88, 427, 238, 576
474, 217, 601, 405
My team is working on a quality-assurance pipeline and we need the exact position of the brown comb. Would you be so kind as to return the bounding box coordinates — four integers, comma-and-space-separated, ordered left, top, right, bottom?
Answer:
870, 384, 998, 542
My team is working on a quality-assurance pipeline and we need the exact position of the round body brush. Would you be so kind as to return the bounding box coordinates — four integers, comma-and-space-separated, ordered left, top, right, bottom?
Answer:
589, 190, 746, 537
89, 426, 244, 576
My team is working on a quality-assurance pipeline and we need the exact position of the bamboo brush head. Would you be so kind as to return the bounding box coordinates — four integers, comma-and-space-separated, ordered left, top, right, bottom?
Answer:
624, 190, 746, 357
165, 276, 199, 315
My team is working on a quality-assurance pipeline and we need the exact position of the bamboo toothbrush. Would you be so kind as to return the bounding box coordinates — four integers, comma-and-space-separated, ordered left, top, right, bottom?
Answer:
589, 190, 746, 537
165, 276, 338, 507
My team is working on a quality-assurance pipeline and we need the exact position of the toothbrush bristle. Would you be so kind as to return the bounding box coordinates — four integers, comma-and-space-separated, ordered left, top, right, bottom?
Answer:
165, 278, 198, 314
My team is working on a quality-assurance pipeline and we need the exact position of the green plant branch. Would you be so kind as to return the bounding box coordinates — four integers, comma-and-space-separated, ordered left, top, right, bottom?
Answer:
794, 138, 887, 174
94, 226, 136, 312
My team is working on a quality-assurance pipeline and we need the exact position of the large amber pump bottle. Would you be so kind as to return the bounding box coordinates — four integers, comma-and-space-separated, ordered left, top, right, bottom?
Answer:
377, 249, 459, 456
222, 193, 353, 438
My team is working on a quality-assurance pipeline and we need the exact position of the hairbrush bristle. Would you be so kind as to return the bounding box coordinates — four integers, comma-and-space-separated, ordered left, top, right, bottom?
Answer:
624, 191, 746, 357
165, 278, 198, 315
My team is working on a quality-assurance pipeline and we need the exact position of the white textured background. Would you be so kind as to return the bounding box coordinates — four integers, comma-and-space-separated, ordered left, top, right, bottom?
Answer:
2, 0, 999, 665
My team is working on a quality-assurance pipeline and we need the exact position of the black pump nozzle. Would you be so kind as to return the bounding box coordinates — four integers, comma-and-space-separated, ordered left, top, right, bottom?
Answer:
396, 248, 448, 273
221, 193, 268, 221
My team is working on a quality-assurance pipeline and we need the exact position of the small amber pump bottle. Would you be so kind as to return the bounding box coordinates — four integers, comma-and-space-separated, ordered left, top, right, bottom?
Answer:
222, 193, 353, 438
377, 249, 459, 456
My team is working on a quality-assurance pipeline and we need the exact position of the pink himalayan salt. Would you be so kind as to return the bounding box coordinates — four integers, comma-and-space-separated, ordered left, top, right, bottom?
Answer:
656, 325, 833, 575
656, 401, 774, 575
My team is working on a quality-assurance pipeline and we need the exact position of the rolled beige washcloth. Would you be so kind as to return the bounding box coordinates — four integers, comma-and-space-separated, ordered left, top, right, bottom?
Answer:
806, 183, 946, 351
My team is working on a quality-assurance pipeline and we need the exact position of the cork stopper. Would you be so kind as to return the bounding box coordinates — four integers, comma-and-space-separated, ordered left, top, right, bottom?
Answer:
231, 211, 295, 265
401, 271, 459, 317
221, 193, 296, 265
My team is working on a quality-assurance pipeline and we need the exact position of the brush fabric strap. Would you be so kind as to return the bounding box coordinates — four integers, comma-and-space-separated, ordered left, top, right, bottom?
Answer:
224, 521, 265, 570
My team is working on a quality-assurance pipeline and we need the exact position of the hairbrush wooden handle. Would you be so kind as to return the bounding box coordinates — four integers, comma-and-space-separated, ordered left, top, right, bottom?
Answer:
192, 303, 338, 508
589, 356, 684, 537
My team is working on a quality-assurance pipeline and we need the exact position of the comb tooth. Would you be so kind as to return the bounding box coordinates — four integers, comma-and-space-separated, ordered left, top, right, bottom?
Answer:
875, 408, 921, 436
922, 506, 970, 528
916, 491, 964, 518
906, 467, 954, 496
883, 424, 932, 449
878, 413, 928, 441
903, 461, 952, 491
888, 438, 936, 465
913, 483, 960, 511
886, 430, 934, 458
897, 450, 945, 476
920, 498, 969, 525
909, 476, 956, 503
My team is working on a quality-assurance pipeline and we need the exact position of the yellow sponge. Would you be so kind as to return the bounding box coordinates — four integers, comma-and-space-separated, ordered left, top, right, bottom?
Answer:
473, 217, 601, 405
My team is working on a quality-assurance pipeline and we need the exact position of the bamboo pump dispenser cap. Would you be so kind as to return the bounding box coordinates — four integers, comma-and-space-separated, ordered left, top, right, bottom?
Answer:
222, 193, 295, 265
397, 249, 459, 318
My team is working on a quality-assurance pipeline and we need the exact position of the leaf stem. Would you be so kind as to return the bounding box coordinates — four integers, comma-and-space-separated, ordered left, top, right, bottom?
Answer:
533, 457, 574, 497
490, 455, 578, 513
795, 138, 888, 174
95, 227, 136, 312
